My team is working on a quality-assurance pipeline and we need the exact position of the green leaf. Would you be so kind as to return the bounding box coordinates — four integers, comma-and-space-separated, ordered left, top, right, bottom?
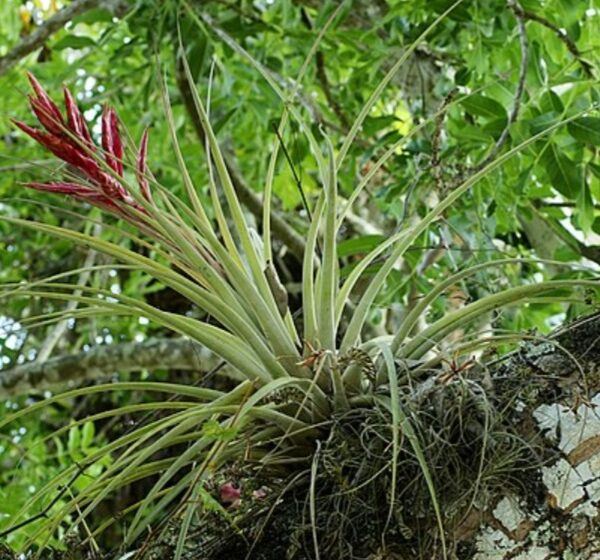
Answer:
540, 143, 582, 197
81, 421, 95, 449
539, 90, 564, 113
53, 35, 97, 50
201, 419, 238, 442
527, 42, 547, 86
528, 112, 561, 135
461, 94, 507, 119
576, 181, 594, 234
198, 486, 227, 514
363, 115, 400, 135
448, 120, 492, 142
454, 67, 471, 85
72, 8, 113, 25
520, 0, 541, 8
567, 117, 600, 146
337, 235, 385, 258
589, 162, 600, 180
482, 116, 508, 138
430, 0, 471, 21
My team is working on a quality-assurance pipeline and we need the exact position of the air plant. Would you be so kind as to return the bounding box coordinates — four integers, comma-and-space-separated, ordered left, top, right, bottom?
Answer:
0, 9, 597, 560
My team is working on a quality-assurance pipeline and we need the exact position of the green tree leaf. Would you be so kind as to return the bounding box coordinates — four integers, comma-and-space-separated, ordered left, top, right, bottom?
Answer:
461, 94, 507, 119
540, 143, 582, 197
53, 35, 97, 50
567, 117, 600, 146
576, 181, 594, 234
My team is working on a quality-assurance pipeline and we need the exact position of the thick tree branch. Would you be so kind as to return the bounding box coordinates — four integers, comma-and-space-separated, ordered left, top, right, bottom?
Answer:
0, 338, 217, 397
0, 0, 128, 77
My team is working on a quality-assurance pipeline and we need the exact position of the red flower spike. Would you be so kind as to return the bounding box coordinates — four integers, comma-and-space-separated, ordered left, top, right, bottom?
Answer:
12, 119, 47, 143
14, 119, 99, 173
101, 106, 123, 176
137, 128, 151, 202
16, 74, 150, 221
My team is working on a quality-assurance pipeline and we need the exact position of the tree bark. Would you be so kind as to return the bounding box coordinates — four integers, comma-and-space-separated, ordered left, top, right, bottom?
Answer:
455, 313, 600, 559
0, 0, 129, 77
0, 337, 217, 397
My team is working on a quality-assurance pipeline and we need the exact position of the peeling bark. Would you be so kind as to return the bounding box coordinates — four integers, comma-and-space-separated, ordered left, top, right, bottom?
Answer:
462, 313, 600, 559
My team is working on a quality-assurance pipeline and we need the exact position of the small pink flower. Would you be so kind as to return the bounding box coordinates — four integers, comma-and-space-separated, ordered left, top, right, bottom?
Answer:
13, 73, 150, 220
219, 482, 242, 507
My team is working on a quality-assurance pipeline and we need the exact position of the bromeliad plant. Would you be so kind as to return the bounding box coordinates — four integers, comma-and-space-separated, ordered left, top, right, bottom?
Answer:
1, 14, 598, 560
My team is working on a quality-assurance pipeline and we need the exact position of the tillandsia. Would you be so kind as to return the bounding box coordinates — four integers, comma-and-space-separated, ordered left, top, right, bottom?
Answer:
1, 19, 598, 560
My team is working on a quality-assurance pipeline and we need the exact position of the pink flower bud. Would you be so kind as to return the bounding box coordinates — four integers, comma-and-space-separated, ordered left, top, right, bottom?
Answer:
63, 87, 93, 146
26, 72, 64, 127
219, 482, 242, 507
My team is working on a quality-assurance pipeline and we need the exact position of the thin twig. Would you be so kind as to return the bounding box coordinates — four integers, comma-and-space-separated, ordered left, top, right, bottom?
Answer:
476, 0, 529, 170
271, 123, 312, 221
511, 2, 594, 77
300, 7, 350, 128
0, 462, 89, 538
430, 88, 458, 190
35, 223, 102, 363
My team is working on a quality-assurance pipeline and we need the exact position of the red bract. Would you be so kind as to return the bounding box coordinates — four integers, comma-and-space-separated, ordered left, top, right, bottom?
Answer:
13, 73, 150, 219
101, 106, 123, 176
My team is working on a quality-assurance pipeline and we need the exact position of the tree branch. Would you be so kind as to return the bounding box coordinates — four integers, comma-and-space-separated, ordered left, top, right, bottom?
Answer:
0, 0, 128, 78
0, 338, 217, 397
299, 7, 350, 129
35, 223, 102, 363
511, 2, 594, 77
476, 0, 529, 170
528, 204, 600, 266
430, 88, 458, 190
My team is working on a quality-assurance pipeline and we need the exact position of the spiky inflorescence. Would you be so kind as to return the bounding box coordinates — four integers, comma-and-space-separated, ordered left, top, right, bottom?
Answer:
13, 73, 151, 220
